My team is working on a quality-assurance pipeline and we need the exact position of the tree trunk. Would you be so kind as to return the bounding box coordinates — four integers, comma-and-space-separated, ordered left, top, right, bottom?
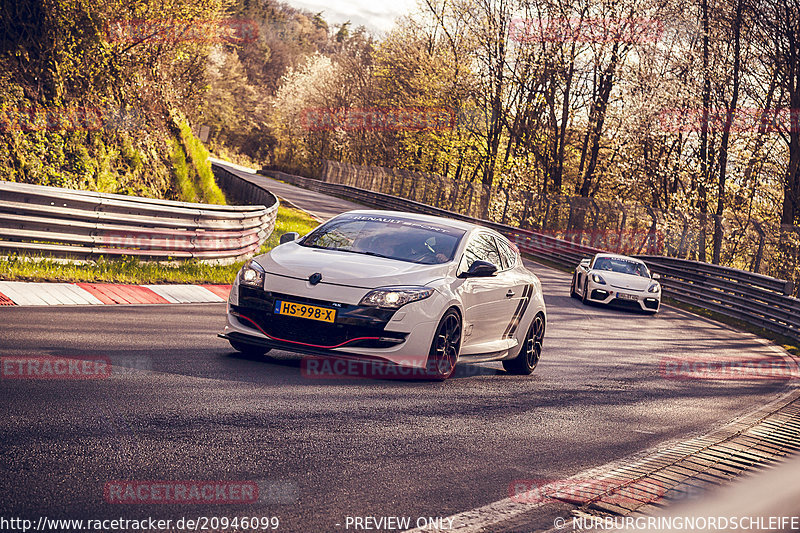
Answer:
712, 0, 743, 264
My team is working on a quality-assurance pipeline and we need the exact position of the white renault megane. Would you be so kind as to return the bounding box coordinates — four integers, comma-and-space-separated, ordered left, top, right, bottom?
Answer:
220, 210, 546, 379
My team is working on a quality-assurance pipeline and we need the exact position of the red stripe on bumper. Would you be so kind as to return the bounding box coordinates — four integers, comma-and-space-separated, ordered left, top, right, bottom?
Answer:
237, 314, 381, 349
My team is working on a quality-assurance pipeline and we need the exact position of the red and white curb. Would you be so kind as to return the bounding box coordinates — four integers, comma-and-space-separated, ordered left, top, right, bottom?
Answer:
0, 281, 231, 306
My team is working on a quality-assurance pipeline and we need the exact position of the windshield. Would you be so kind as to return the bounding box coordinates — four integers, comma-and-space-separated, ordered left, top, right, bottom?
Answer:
592, 256, 650, 278
299, 214, 465, 265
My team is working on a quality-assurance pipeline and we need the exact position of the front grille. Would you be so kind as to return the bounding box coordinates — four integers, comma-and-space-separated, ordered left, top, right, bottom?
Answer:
591, 289, 610, 300
610, 298, 643, 311
234, 286, 404, 348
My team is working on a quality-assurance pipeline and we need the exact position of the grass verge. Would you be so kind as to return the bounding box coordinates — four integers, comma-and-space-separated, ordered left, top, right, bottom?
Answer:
0, 206, 319, 285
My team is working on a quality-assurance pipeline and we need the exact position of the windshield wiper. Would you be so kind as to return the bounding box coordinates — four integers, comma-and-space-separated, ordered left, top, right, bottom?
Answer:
351, 250, 394, 259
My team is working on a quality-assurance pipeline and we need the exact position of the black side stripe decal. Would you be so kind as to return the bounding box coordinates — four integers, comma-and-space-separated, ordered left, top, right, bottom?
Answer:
504, 284, 534, 338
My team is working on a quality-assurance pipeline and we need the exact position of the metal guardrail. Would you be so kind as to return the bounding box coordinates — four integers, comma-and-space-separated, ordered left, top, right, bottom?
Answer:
638, 255, 798, 340
0, 174, 278, 263
261, 168, 800, 342
318, 160, 800, 291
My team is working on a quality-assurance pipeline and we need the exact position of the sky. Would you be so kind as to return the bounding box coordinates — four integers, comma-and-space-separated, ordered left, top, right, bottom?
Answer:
283, 0, 419, 35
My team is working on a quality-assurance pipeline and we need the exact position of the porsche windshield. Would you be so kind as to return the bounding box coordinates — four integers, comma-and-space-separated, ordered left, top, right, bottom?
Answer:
300, 214, 465, 265
593, 257, 650, 277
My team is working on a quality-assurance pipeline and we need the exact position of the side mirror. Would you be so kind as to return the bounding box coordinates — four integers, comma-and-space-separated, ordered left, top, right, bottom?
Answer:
580, 258, 591, 268
652, 273, 661, 280
459, 260, 498, 278
279, 232, 300, 244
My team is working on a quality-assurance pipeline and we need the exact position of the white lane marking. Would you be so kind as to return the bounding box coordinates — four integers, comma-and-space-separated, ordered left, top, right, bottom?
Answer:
47, 284, 84, 305
62, 284, 104, 305
0, 282, 50, 305
144, 284, 224, 303
142, 284, 182, 303
31, 283, 73, 305
195, 286, 226, 302
0, 282, 226, 306
45, 283, 100, 305
173, 284, 223, 302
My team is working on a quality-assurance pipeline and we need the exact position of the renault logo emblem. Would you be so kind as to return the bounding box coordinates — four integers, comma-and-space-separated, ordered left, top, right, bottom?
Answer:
309, 272, 323, 285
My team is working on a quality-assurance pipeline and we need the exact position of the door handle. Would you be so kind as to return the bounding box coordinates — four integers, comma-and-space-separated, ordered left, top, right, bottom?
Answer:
506, 290, 515, 298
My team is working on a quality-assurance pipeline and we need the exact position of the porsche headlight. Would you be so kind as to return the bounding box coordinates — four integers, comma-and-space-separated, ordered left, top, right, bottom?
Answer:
591, 273, 606, 285
359, 287, 434, 309
239, 259, 265, 288
648, 282, 661, 293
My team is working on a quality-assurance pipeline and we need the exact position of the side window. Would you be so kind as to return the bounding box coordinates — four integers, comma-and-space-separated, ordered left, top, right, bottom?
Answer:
458, 233, 502, 274
496, 236, 517, 269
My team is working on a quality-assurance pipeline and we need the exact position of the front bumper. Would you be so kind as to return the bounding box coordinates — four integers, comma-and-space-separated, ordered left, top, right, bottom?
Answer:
222, 285, 439, 366
585, 281, 660, 312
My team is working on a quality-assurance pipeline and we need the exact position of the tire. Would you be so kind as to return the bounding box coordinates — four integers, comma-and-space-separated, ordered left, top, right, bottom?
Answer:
229, 339, 270, 356
581, 278, 590, 305
570, 274, 579, 298
503, 313, 545, 375
426, 309, 461, 381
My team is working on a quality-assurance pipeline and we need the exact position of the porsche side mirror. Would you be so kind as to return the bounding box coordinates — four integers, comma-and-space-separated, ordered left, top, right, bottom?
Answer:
459, 260, 498, 278
580, 258, 591, 268
652, 273, 661, 280
280, 232, 300, 244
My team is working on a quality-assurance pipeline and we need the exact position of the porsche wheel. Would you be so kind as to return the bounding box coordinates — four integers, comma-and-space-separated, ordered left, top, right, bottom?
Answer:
427, 309, 461, 380
503, 313, 544, 375
229, 339, 270, 356
581, 278, 590, 305
570, 275, 579, 298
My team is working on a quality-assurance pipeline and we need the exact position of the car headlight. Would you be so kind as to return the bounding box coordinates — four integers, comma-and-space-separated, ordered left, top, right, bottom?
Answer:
239, 259, 265, 288
648, 282, 660, 293
359, 287, 434, 309
591, 273, 606, 285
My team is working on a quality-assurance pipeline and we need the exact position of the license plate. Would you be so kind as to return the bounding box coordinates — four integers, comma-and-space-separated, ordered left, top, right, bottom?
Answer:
617, 293, 638, 301
274, 300, 336, 323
